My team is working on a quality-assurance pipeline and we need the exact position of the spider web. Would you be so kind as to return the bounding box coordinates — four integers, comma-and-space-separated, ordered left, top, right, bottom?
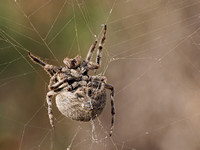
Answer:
1, 0, 200, 149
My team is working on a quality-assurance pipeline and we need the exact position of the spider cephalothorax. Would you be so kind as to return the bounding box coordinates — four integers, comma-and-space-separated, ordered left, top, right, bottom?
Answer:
28, 25, 115, 136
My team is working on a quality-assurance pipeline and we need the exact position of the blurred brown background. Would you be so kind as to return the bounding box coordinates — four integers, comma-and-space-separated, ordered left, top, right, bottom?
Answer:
1, 0, 200, 149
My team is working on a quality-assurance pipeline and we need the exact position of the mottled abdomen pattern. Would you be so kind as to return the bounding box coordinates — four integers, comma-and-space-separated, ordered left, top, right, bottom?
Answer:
56, 88, 107, 121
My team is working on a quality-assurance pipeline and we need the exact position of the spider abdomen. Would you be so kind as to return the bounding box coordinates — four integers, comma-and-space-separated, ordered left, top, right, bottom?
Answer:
55, 88, 107, 121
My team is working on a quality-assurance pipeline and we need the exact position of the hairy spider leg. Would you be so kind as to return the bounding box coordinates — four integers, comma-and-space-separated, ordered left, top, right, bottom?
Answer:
83, 25, 107, 74
96, 25, 107, 66
46, 91, 56, 128
48, 74, 58, 90
49, 78, 68, 90
105, 83, 115, 137
80, 61, 99, 75
28, 52, 58, 76
53, 81, 85, 93
50, 76, 81, 90
86, 61, 99, 70
86, 39, 98, 61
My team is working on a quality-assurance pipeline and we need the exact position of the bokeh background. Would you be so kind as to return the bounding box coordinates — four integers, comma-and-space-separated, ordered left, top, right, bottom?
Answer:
1, 0, 200, 149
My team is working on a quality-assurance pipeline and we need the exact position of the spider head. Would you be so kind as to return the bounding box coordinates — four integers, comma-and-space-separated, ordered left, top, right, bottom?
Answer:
63, 55, 81, 69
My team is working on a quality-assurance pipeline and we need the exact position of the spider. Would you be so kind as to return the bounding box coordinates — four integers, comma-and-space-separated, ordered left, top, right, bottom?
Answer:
28, 25, 115, 136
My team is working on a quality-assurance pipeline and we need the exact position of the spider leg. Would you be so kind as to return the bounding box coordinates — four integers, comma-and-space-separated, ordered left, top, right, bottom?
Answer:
87, 61, 99, 70
81, 61, 100, 74
86, 39, 98, 61
54, 81, 85, 92
96, 25, 107, 66
46, 91, 57, 128
50, 78, 68, 90
50, 76, 81, 90
105, 83, 115, 137
48, 74, 58, 90
28, 52, 58, 76
90, 75, 107, 82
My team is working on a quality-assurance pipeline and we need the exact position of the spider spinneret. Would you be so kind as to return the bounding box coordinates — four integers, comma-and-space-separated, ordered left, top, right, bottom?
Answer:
28, 25, 115, 136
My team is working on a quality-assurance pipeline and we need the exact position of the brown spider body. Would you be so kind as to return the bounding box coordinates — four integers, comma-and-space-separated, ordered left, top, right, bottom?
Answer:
28, 25, 115, 136
56, 88, 106, 121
